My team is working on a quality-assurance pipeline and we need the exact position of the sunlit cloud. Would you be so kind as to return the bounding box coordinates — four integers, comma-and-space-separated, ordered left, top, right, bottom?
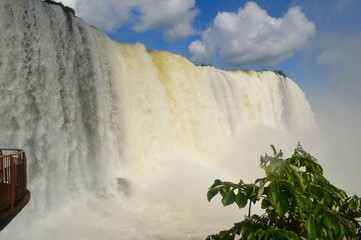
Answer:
189, 1, 316, 66
132, 0, 198, 41
60, 0, 135, 31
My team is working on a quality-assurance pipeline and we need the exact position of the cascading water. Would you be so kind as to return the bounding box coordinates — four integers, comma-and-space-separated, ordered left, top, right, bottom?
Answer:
0, 0, 314, 239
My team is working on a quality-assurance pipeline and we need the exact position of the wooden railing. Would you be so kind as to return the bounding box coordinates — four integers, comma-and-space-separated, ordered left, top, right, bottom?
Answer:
0, 149, 27, 212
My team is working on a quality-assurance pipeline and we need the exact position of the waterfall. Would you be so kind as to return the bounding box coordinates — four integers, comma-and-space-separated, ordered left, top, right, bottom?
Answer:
0, 0, 314, 239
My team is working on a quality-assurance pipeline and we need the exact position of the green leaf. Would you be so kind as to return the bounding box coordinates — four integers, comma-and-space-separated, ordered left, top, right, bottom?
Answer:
211, 179, 223, 188
268, 186, 289, 216
261, 199, 270, 210
324, 214, 334, 230
222, 190, 236, 206
247, 231, 256, 240
270, 229, 299, 239
222, 181, 238, 188
268, 186, 277, 205
257, 230, 266, 239
220, 186, 232, 197
236, 192, 248, 208
305, 215, 320, 240
270, 144, 277, 156
207, 187, 221, 202
276, 194, 289, 216
348, 197, 356, 208
256, 180, 265, 200
265, 163, 278, 178
286, 165, 307, 191
219, 230, 234, 240
293, 192, 309, 214
244, 184, 258, 203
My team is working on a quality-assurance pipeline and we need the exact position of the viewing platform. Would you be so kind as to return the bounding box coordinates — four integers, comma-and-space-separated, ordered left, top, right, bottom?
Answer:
0, 149, 30, 231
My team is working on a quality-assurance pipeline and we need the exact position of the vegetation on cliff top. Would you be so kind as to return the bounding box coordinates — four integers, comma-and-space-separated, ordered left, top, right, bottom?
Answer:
43, 0, 76, 16
273, 70, 287, 78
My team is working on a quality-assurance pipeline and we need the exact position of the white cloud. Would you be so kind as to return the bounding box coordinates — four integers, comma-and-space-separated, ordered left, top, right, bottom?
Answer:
59, 0, 198, 40
189, 40, 208, 60
133, 0, 198, 41
61, 0, 136, 32
164, 22, 195, 41
189, 1, 316, 66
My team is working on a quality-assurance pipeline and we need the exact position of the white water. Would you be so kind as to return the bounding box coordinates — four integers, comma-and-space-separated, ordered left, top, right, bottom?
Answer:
0, 0, 314, 239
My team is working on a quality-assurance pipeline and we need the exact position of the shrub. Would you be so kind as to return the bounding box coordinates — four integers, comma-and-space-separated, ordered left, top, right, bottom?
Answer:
206, 144, 361, 240
43, 0, 76, 16
274, 70, 287, 78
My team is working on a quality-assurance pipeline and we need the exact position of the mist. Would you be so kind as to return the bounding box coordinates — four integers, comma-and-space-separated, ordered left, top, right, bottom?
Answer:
307, 33, 361, 196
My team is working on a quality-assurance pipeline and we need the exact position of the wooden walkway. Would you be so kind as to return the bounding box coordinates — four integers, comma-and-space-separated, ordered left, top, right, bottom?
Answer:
0, 149, 30, 231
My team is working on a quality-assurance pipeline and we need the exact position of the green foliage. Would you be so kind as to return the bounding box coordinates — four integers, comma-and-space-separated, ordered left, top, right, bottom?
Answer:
206, 144, 361, 240
274, 70, 287, 78
43, 0, 76, 16
195, 63, 214, 67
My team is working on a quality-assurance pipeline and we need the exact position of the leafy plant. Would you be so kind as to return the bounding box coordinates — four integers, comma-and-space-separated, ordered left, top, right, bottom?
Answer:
206, 144, 361, 240
43, 0, 76, 16
196, 63, 214, 67
274, 70, 287, 78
